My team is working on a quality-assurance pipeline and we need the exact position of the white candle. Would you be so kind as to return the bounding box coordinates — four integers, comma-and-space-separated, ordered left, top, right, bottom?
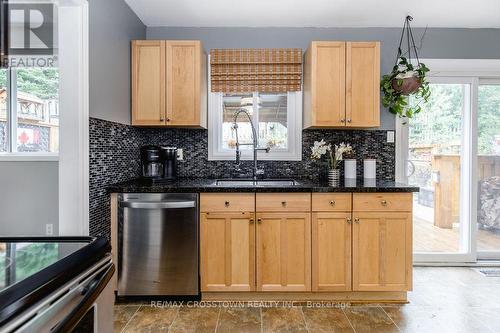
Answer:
344, 159, 357, 179
364, 159, 377, 179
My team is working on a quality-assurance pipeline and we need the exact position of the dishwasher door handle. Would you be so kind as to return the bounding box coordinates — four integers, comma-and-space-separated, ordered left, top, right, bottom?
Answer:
120, 201, 196, 209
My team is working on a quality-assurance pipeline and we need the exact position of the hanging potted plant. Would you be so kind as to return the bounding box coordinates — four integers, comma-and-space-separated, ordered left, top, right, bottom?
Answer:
381, 16, 431, 119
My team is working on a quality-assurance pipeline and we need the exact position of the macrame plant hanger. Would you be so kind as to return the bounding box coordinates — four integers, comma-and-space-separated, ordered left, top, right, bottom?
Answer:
395, 15, 422, 69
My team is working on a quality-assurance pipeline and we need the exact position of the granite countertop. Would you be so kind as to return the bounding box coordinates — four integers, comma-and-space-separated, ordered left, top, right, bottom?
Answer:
107, 178, 419, 193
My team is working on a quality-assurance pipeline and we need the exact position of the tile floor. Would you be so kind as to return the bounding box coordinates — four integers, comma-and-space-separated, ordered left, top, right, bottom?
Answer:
114, 267, 500, 333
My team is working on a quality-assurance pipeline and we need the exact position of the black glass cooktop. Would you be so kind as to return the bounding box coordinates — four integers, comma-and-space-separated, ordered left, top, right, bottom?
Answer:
0, 241, 88, 291
0, 237, 111, 327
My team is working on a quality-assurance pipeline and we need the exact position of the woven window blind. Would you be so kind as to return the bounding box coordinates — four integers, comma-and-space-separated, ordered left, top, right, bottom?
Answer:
210, 48, 302, 93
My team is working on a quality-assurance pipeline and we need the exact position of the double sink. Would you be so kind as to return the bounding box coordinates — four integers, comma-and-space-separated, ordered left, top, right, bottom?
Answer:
215, 179, 301, 186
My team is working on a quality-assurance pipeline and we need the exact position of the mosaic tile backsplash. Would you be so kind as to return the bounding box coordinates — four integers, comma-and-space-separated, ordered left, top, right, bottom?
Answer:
89, 118, 143, 238
89, 117, 395, 238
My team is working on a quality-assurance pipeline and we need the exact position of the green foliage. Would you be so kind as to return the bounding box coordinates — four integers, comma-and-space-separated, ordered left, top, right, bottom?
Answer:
478, 85, 500, 154
0, 68, 59, 100
409, 84, 500, 156
381, 57, 431, 119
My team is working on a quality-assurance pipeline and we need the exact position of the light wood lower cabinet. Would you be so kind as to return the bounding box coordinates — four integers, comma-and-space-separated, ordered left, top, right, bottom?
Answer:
312, 212, 352, 291
256, 212, 311, 292
200, 212, 255, 292
352, 212, 412, 291
198, 192, 413, 297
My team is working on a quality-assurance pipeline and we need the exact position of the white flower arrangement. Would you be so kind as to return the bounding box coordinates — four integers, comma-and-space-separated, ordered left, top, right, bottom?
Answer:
310, 140, 353, 170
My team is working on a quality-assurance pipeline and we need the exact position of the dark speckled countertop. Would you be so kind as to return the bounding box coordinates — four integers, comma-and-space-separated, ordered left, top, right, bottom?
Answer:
107, 178, 419, 193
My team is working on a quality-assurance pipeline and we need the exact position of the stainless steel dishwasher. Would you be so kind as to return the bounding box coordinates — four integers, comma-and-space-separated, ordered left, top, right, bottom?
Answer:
117, 193, 199, 297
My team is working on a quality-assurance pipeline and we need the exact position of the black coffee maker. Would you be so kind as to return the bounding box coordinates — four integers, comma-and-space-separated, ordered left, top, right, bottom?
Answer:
140, 145, 178, 180
140, 145, 163, 178
160, 146, 178, 180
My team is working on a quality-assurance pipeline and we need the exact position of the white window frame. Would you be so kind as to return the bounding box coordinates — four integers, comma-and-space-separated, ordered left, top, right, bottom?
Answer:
0, 67, 59, 161
58, 0, 89, 236
396, 59, 500, 263
207, 56, 302, 161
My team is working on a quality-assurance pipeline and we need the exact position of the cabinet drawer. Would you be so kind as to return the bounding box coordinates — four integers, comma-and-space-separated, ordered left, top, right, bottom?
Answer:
353, 193, 412, 212
200, 193, 255, 212
256, 193, 311, 212
312, 193, 351, 212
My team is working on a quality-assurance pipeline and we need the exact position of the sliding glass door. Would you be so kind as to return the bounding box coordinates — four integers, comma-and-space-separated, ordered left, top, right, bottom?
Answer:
477, 81, 500, 259
399, 74, 500, 263
402, 78, 475, 262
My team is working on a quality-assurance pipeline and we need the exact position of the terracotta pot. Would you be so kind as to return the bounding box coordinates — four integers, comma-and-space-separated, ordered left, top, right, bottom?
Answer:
391, 76, 421, 95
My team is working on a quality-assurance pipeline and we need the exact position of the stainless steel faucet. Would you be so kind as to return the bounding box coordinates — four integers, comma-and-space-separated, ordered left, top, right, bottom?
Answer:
232, 108, 270, 180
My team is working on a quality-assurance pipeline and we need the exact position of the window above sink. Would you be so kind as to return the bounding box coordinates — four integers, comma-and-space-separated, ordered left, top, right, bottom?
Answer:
208, 90, 302, 161
207, 49, 303, 162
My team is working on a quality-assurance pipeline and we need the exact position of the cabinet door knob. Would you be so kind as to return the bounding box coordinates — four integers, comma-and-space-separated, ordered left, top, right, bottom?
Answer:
381, 200, 388, 206
225, 201, 230, 207
330, 200, 336, 206
166, 118, 171, 122
160, 117, 165, 121
340, 119, 346, 123
249, 218, 254, 224
347, 217, 352, 224
347, 119, 352, 123
281, 201, 287, 207
257, 218, 262, 224
354, 218, 360, 223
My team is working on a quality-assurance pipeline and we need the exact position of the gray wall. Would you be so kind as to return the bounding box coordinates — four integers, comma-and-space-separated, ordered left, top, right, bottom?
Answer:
89, 0, 146, 124
0, 0, 146, 236
0, 162, 59, 236
147, 27, 500, 130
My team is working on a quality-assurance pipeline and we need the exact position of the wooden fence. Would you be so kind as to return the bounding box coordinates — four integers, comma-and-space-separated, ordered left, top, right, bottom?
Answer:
432, 155, 500, 228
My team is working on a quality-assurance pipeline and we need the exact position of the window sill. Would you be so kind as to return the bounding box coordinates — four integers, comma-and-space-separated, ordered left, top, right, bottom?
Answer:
0, 153, 59, 162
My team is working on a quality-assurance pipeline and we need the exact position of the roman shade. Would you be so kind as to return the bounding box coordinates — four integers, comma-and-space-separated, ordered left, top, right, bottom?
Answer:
210, 48, 303, 93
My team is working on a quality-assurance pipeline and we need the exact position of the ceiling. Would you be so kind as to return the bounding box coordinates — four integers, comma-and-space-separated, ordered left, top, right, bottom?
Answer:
125, 0, 500, 28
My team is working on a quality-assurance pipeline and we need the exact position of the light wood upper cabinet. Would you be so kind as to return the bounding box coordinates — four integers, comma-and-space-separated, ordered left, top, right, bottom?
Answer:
256, 212, 311, 292
131, 40, 166, 126
131, 40, 207, 128
303, 41, 380, 129
200, 212, 255, 292
304, 41, 346, 128
352, 212, 412, 292
346, 42, 380, 127
166, 41, 207, 127
312, 212, 352, 291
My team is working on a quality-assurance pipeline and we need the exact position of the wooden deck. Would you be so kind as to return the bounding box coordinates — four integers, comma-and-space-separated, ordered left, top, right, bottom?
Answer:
414, 216, 500, 253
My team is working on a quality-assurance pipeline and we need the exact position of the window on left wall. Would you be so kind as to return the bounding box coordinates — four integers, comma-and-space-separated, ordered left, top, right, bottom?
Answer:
0, 67, 59, 154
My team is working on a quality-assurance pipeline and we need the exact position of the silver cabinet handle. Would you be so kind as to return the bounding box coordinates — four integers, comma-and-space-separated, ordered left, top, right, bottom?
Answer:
121, 201, 195, 209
